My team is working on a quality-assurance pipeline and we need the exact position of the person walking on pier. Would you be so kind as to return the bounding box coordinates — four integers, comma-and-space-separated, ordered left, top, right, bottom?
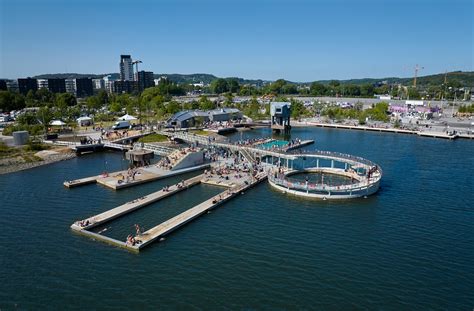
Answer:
135, 224, 141, 236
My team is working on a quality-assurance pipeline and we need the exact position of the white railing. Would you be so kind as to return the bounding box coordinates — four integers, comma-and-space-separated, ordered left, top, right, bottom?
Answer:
268, 174, 379, 193
142, 143, 174, 156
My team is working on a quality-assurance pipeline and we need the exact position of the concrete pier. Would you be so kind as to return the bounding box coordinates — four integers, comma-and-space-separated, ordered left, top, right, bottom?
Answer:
310, 122, 468, 140
71, 174, 203, 231
64, 163, 209, 190
131, 172, 268, 251
64, 175, 101, 188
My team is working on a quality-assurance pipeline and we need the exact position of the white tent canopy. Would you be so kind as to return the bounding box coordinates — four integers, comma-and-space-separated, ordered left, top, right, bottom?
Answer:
76, 116, 92, 121
50, 120, 66, 126
118, 114, 137, 121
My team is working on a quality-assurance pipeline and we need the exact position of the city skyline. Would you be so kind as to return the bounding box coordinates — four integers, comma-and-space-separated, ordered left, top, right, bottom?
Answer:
1, 0, 473, 81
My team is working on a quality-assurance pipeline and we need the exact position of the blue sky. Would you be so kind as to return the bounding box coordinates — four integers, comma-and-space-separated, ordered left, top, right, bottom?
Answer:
0, 0, 472, 81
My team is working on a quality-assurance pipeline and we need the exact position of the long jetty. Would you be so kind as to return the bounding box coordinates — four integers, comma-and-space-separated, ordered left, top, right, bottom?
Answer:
309, 122, 467, 140
70, 175, 203, 248
63, 163, 209, 190
130, 172, 268, 251
71, 171, 267, 252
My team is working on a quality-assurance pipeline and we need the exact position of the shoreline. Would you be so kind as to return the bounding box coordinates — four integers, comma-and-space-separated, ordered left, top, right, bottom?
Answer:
292, 121, 473, 140
0, 152, 77, 175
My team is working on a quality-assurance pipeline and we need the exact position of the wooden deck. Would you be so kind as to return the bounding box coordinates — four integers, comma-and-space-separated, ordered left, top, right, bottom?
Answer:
131, 172, 268, 251
71, 174, 203, 232
64, 163, 210, 190
64, 175, 101, 188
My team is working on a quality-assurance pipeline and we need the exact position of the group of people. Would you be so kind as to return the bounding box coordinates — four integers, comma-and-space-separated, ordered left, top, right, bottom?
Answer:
177, 180, 186, 189
203, 120, 234, 130
367, 165, 378, 179
126, 224, 143, 246
76, 219, 91, 228
79, 136, 100, 145
115, 167, 141, 184
157, 147, 198, 170
233, 137, 271, 147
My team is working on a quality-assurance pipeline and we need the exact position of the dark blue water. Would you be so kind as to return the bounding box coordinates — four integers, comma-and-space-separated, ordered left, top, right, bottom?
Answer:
1, 127, 473, 310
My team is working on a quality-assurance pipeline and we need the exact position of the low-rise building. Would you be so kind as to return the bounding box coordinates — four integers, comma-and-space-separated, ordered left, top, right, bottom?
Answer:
167, 108, 242, 128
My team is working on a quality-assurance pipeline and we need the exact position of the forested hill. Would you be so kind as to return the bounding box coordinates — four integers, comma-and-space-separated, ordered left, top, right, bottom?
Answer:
314, 71, 474, 87
30, 71, 474, 87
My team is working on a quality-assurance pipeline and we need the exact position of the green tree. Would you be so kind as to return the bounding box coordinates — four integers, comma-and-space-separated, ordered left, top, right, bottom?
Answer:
290, 99, 306, 119
268, 79, 287, 94
166, 101, 180, 114
227, 78, 241, 93
86, 96, 101, 110
282, 83, 298, 94
199, 95, 215, 110
0, 91, 26, 112
17, 112, 39, 125
407, 87, 421, 99
242, 97, 261, 119
55, 93, 77, 108
329, 80, 340, 87
360, 84, 375, 97
310, 82, 327, 96
97, 90, 109, 106
37, 106, 54, 128
26, 90, 37, 107
210, 79, 229, 94
36, 88, 54, 105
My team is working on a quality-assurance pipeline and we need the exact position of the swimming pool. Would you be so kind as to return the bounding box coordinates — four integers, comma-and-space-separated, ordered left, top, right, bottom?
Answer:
257, 140, 288, 150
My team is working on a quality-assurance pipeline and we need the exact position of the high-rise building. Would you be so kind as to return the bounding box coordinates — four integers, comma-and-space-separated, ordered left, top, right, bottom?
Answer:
75, 78, 93, 97
137, 71, 154, 91
18, 78, 38, 94
47, 78, 66, 93
120, 55, 133, 81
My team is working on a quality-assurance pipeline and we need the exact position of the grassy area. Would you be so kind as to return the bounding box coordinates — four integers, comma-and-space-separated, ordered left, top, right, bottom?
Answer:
0, 141, 49, 159
0, 142, 20, 158
190, 130, 212, 136
138, 133, 168, 143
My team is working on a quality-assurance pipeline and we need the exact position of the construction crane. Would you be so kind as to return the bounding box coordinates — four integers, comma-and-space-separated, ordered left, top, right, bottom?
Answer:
413, 64, 424, 88
132, 60, 142, 81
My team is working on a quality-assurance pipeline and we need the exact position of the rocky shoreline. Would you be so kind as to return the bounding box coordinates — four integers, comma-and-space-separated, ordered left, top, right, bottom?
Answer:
0, 152, 77, 175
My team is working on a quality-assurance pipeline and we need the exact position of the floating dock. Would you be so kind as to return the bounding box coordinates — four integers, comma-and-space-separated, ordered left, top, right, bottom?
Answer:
71, 174, 202, 231
64, 163, 210, 190
131, 172, 267, 251
71, 170, 267, 252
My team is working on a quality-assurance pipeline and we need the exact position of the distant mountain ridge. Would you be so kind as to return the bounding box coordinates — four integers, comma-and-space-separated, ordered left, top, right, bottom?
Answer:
29, 71, 474, 87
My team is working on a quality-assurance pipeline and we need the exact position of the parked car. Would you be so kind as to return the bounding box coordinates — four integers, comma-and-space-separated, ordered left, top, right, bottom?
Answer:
112, 121, 131, 130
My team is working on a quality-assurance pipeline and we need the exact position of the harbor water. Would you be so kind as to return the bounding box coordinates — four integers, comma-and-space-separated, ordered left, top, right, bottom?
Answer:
0, 127, 473, 310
